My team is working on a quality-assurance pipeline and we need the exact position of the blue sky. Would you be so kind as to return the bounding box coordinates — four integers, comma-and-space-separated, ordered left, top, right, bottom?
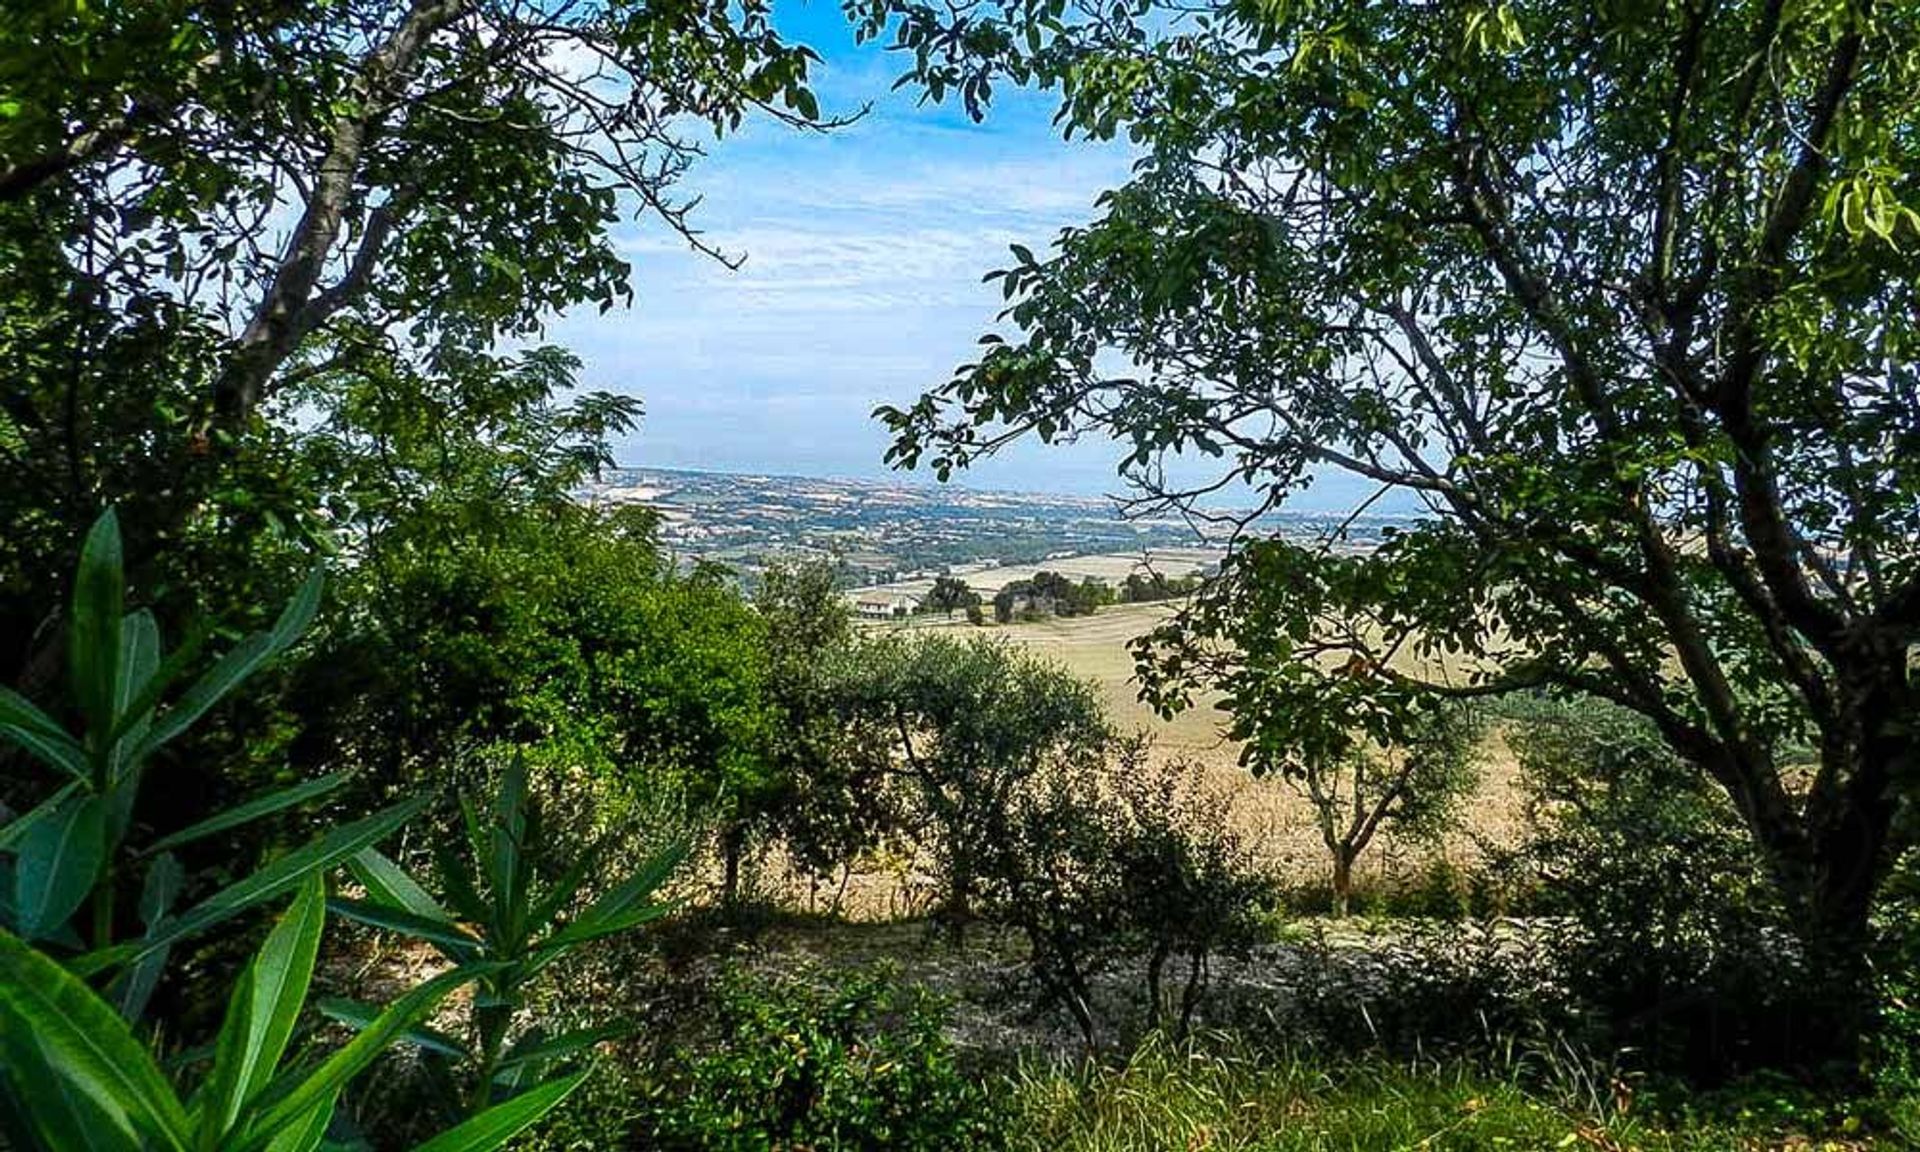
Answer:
545, 2, 1139, 496
545, 4, 1386, 511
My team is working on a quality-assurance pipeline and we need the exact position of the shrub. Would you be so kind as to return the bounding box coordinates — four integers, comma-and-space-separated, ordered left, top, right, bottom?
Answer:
985, 741, 1275, 1049
1504, 698, 1799, 1078
639, 965, 1005, 1150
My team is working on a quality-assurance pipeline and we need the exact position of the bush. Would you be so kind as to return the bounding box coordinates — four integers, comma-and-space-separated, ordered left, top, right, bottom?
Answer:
1503, 698, 1800, 1078
985, 741, 1275, 1049
639, 965, 1006, 1150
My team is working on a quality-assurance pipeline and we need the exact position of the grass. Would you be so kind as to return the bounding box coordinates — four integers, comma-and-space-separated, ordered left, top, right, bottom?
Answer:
1001, 1035, 1879, 1151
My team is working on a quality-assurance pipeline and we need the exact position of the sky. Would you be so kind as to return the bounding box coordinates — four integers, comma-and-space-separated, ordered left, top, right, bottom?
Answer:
541, 3, 1151, 497
544, 3, 1386, 511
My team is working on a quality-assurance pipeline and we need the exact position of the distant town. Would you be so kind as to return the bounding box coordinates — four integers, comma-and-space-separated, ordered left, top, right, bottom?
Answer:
584, 467, 1404, 616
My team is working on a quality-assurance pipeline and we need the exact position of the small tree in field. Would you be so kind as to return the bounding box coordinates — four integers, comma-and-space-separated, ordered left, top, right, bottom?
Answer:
1285, 706, 1483, 917
924, 575, 980, 619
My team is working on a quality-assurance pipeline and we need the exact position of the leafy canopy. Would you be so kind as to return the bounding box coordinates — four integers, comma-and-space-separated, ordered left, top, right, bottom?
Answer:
863, 0, 1920, 953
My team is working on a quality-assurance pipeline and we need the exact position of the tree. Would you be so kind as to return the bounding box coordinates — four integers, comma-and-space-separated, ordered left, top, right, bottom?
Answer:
829, 634, 1108, 935
1282, 705, 1483, 917
755, 560, 894, 894
924, 575, 980, 618
866, 0, 1920, 1047
0, 0, 831, 687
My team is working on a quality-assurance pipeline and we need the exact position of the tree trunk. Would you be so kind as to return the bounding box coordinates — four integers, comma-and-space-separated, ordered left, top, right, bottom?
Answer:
1331, 851, 1354, 918
720, 824, 744, 907
1746, 726, 1906, 1070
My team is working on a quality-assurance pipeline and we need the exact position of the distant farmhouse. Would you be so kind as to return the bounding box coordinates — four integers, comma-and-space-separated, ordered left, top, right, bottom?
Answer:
852, 590, 923, 620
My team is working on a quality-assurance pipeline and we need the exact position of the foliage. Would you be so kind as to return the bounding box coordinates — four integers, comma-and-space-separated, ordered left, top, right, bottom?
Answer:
1870, 848, 1920, 1142
984, 741, 1273, 1048
828, 634, 1109, 932
639, 965, 1006, 1151
992, 571, 1106, 622
1282, 704, 1484, 917
756, 561, 892, 887
924, 575, 982, 618
329, 757, 688, 1118
0, 509, 421, 1017
1116, 572, 1199, 605
0, 877, 583, 1152
863, 0, 1920, 1043
1505, 698, 1797, 1077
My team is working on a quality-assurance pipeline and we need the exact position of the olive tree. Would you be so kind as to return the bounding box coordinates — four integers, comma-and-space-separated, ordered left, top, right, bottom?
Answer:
831, 633, 1109, 935
861, 0, 1920, 1046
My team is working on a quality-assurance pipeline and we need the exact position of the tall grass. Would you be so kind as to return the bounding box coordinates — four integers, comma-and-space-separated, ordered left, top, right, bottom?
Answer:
999, 1032, 1845, 1151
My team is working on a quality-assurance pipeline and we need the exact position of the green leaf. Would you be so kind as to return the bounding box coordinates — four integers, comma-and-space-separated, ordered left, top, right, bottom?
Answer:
202, 877, 327, 1143
258, 1088, 336, 1152
114, 854, 186, 1021
236, 965, 480, 1151
0, 781, 81, 855
133, 567, 323, 764
143, 771, 352, 856
407, 1071, 589, 1152
0, 684, 89, 782
10, 1028, 146, 1152
492, 1024, 622, 1078
433, 834, 489, 926
489, 759, 530, 950
347, 847, 451, 923
15, 793, 107, 941
108, 611, 160, 781
74, 794, 427, 977
69, 510, 126, 738
328, 896, 480, 961
535, 899, 673, 960
313, 997, 468, 1059
541, 839, 687, 954
0, 928, 191, 1151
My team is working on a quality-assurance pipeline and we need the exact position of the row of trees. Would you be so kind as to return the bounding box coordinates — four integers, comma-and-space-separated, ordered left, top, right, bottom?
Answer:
922, 568, 1203, 625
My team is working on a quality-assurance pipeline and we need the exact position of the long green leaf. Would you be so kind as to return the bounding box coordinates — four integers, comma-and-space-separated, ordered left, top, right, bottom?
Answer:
535, 899, 674, 960
313, 997, 468, 1059
202, 877, 327, 1144
73, 794, 428, 977
236, 965, 480, 1151
15, 793, 107, 941
492, 1024, 623, 1078
432, 835, 489, 926
489, 759, 530, 952
523, 835, 608, 932
545, 839, 688, 951
0, 929, 191, 1151
114, 854, 186, 1022
407, 1071, 589, 1152
108, 611, 161, 783
69, 509, 125, 739
328, 896, 481, 962
133, 567, 323, 764
143, 772, 353, 856
12, 1031, 144, 1152
258, 1089, 336, 1152
347, 847, 452, 923
0, 685, 89, 782
0, 781, 80, 855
